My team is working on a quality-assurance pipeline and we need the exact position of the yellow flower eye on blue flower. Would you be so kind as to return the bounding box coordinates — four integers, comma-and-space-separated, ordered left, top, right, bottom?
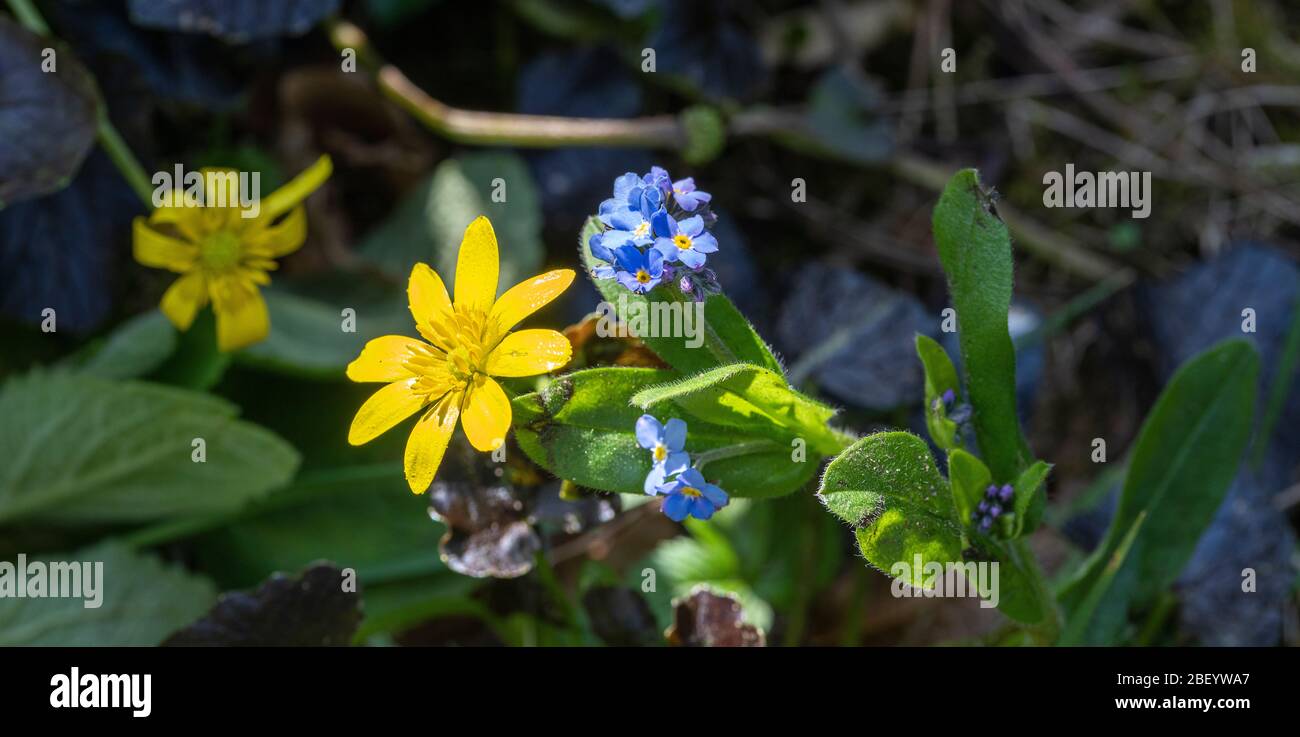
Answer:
612, 244, 664, 294
636, 414, 689, 493
651, 211, 717, 269
654, 467, 729, 522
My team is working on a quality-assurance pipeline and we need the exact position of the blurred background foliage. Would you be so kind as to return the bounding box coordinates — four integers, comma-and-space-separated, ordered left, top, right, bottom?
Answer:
0, 0, 1298, 646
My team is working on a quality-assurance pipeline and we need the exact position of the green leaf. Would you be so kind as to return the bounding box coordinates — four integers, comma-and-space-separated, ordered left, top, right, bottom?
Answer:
360, 152, 543, 295
1058, 512, 1146, 646
630, 363, 842, 454
1012, 460, 1052, 536
915, 333, 960, 449
513, 368, 818, 498
580, 217, 782, 375
931, 169, 1031, 481
1058, 339, 1259, 644
817, 432, 962, 587
947, 448, 990, 532
0, 373, 299, 526
69, 309, 177, 380
0, 542, 216, 645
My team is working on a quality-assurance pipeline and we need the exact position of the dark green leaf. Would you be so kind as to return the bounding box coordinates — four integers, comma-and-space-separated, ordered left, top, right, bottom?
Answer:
0, 542, 215, 645
931, 169, 1032, 481
0, 372, 299, 526
1058, 339, 1259, 644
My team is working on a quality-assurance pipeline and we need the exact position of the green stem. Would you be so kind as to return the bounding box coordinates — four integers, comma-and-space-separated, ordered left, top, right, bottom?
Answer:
96, 109, 155, 207
1008, 537, 1061, 643
6, 0, 154, 209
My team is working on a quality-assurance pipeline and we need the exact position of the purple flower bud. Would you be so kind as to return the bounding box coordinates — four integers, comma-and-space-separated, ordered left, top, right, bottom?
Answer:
985, 484, 999, 499
941, 388, 955, 406
998, 484, 1014, 503
979, 516, 993, 531
989, 504, 1002, 517
977, 500, 989, 514
679, 275, 693, 293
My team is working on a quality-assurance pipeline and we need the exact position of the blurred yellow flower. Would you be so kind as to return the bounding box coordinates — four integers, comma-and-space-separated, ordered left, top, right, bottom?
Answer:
132, 155, 333, 352
347, 216, 574, 493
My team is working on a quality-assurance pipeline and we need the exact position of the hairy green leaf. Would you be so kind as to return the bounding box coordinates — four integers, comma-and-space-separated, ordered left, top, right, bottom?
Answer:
630, 363, 842, 454
931, 169, 1031, 480
818, 432, 962, 587
514, 368, 817, 498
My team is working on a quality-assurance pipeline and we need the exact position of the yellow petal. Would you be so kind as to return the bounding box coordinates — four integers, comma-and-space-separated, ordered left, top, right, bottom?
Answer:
258, 155, 333, 221
212, 280, 270, 352
346, 335, 427, 383
159, 272, 208, 331
134, 218, 198, 273
244, 205, 306, 258
453, 216, 498, 312
486, 329, 572, 377
404, 393, 461, 494
490, 269, 575, 332
460, 375, 510, 452
408, 262, 453, 334
348, 378, 428, 446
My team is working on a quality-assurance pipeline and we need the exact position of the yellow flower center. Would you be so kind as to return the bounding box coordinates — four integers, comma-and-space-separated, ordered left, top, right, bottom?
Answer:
635, 269, 652, 284
199, 230, 242, 272
680, 486, 701, 498
634, 221, 651, 238
673, 234, 692, 250
653, 445, 667, 462
409, 304, 503, 396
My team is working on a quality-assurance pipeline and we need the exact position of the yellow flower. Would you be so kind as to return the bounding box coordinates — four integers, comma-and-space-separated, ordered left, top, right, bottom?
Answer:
133, 155, 333, 352
346, 216, 574, 493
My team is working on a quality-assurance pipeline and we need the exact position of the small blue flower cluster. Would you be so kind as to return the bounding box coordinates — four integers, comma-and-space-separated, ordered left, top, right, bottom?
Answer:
972, 483, 1014, 533
588, 167, 722, 302
636, 414, 729, 521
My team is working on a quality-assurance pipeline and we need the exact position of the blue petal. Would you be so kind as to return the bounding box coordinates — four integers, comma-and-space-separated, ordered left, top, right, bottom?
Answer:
653, 239, 681, 262
588, 233, 614, 262
646, 248, 665, 275
612, 172, 641, 200
688, 497, 715, 520
678, 215, 704, 237
663, 417, 687, 450
635, 414, 663, 449
616, 271, 642, 292
663, 450, 690, 476
650, 208, 676, 238
679, 467, 707, 488
691, 232, 718, 253
661, 493, 691, 521
608, 207, 644, 232
613, 244, 645, 271
592, 265, 615, 279
644, 463, 668, 494
672, 177, 695, 194
700, 482, 729, 507
678, 247, 707, 269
